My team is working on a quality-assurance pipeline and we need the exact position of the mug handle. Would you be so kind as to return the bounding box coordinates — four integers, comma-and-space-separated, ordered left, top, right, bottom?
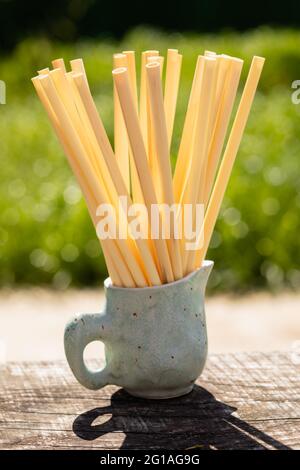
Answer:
64, 312, 112, 390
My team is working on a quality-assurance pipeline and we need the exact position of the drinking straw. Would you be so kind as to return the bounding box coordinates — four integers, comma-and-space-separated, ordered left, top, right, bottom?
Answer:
73, 72, 161, 285
146, 62, 183, 280
72, 73, 162, 286
113, 53, 130, 192
32, 76, 128, 286
140, 53, 164, 203
183, 54, 219, 273
144, 54, 163, 180
147, 55, 164, 74
122, 51, 138, 106
38, 68, 50, 75
173, 56, 204, 203
205, 50, 217, 57
34, 49, 264, 288
203, 55, 231, 155
113, 67, 174, 283
70, 58, 90, 89
144, 54, 163, 203
140, 55, 166, 268
139, 50, 159, 152
195, 57, 220, 205
164, 49, 182, 148
66, 70, 137, 266
203, 57, 243, 208
56, 68, 129, 239
194, 56, 265, 268
68, 70, 161, 286
121, 51, 144, 204
49, 69, 108, 199
123, 52, 162, 270
38, 74, 149, 287
50, 69, 123, 241
52, 58, 66, 72
40, 73, 136, 287
32, 76, 95, 215
63, 74, 139, 278
213, 55, 231, 120
180, 56, 217, 272
184, 56, 221, 272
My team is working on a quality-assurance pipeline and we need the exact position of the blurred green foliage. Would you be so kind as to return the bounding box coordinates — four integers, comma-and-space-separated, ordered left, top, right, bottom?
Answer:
0, 27, 300, 292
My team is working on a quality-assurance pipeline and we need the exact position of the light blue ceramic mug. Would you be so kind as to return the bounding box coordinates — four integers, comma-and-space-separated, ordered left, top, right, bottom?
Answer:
64, 260, 213, 399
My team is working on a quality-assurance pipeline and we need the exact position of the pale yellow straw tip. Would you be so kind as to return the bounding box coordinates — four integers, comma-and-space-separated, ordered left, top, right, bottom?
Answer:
37, 68, 50, 75
112, 67, 127, 75
37, 74, 47, 82
70, 58, 84, 65
231, 57, 244, 64
145, 61, 160, 69
113, 53, 126, 59
253, 56, 265, 65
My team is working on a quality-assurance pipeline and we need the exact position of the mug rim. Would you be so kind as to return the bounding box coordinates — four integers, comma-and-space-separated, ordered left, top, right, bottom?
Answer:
104, 260, 214, 292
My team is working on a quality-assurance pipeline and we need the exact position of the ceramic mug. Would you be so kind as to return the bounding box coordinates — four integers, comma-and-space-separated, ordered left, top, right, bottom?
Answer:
64, 260, 213, 399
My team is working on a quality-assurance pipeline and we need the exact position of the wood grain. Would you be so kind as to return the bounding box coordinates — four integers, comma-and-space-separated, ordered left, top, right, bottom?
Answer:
0, 352, 299, 450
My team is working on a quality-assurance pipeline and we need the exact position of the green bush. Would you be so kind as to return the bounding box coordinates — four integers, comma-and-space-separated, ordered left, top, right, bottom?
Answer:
0, 27, 300, 291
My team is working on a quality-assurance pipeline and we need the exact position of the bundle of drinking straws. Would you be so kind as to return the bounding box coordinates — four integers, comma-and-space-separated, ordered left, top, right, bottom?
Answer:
32, 50, 264, 287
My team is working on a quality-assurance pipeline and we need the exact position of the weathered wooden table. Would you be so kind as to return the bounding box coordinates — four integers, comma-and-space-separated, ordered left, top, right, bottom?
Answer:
0, 351, 299, 450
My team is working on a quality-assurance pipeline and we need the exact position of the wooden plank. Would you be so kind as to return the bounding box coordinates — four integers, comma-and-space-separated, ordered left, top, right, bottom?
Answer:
0, 421, 298, 450
0, 352, 299, 450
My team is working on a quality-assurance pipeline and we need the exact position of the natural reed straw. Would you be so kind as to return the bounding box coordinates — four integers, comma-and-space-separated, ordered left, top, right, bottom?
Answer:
123, 51, 143, 203
33, 49, 264, 288
52, 58, 66, 72
122, 51, 144, 203
180, 56, 216, 272
194, 56, 265, 268
173, 55, 204, 203
146, 62, 183, 280
139, 51, 159, 153
72, 73, 162, 286
32, 76, 129, 286
122, 51, 138, 106
39, 74, 148, 287
124, 52, 162, 272
204, 50, 217, 57
145, 54, 163, 203
38, 68, 50, 75
70, 58, 90, 89
68, 70, 159, 285
50, 69, 114, 211
204, 57, 243, 208
164, 49, 182, 148
113, 67, 174, 283
113, 53, 130, 192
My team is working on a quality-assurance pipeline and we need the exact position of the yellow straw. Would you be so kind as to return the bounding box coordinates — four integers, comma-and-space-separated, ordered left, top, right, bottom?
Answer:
194, 56, 265, 268
113, 66, 174, 283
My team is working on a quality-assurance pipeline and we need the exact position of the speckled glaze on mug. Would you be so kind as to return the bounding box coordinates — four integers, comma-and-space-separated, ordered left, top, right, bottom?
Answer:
64, 260, 213, 399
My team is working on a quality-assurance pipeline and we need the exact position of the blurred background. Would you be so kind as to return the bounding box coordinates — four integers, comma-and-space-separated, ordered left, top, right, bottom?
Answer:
0, 0, 299, 360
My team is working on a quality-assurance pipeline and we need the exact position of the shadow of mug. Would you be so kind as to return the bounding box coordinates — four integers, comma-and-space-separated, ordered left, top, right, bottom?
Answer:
72, 385, 290, 450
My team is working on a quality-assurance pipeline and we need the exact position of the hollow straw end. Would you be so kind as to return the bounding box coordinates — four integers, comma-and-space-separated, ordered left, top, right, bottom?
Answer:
253, 56, 265, 68
112, 66, 128, 75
